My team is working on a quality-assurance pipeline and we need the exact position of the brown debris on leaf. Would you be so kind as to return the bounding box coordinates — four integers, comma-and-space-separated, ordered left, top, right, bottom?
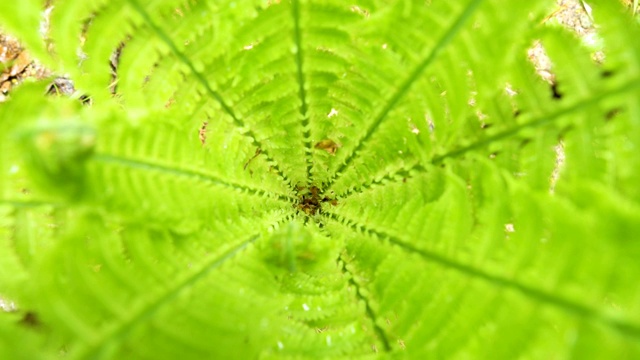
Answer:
314, 139, 341, 155
296, 186, 337, 216
198, 121, 209, 146
19, 311, 42, 329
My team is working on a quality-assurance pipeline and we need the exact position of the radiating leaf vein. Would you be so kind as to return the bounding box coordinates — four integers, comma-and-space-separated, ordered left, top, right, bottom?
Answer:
93, 153, 293, 202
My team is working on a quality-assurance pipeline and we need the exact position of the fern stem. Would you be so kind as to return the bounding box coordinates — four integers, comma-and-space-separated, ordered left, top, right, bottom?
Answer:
93, 153, 294, 202
334, 159, 422, 199
326, 0, 486, 191
290, 0, 313, 186
327, 213, 640, 340
0, 200, 62, 208
339, 253, 393, 353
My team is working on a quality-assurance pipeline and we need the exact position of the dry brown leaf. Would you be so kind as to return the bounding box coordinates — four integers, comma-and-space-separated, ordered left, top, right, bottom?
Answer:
314, 139, 341, 155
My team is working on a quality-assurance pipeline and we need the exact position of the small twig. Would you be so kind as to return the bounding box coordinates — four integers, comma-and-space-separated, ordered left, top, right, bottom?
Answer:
243, 148, 262, 170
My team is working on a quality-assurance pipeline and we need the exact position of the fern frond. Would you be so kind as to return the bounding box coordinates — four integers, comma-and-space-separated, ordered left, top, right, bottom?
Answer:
257, 220, 382, 358
2, 0, 640, 358
326, 0, 553, 196
15, 212, 287, 359
326, 150, 640, 353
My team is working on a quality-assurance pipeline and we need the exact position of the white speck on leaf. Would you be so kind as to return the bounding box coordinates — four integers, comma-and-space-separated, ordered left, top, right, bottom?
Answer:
302, 303, 310, 311
425, 113, 435, 133
398, 339, 406, 349
505, 83, 518, 96
505, 224, 515, 233
0, 297, 16, 312
327, 108, 339, 118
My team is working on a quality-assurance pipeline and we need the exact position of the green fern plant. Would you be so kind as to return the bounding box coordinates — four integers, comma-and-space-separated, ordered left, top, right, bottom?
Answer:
1, 0, 640, 358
